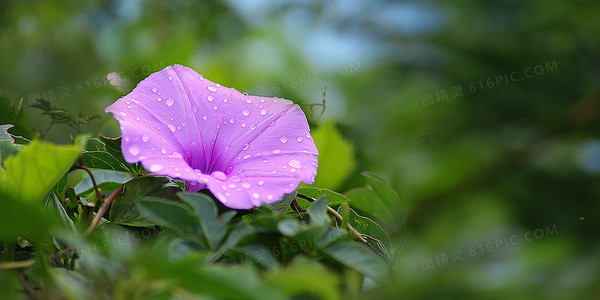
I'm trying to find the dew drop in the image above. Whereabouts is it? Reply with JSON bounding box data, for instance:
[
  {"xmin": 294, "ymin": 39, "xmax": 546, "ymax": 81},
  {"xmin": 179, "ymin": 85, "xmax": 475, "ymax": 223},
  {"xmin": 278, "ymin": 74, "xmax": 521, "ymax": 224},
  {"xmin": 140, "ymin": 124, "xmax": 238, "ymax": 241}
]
[
  {"xmin": 267, "ymin": 195, "xmax": 274, "ymax": 200},
  {"xmin": 166, "ymin": 98, "xmax": 174, "ymax": 106},
  {"xmin": 202, "ymin": 115, "xmax": 208, "ymax": 120},
  {"xmin": 242, "ymin": 110, "xmax": 250, "ymax": 116},
  {"xmin": 228, "ymin": 183, "xmax": 236, "ymax": 188},
  {"xmin": 260, "ymin": 99, "xmax": 266, "ymax": 103},
  {"xmin": 288, "ymin": 159, "xmax": 302, "ymax": 169},
  {"xmin": 306, "ymin": 133, "xmax": 312, "ymax": 139},
  {"xmin": 250, "ymin": 124, "xmax": 257, "ymax": 130},
  {"xmin": 161, "ymin": 147, "xmax": 167, "ymax": 154},
  {"xmin": 172, "ymin": 152, "xmax": 183, "ymax": 158},
  {"xmin": 168, "ymin": 75, "xmax": 173, "ymax": 81},
  {"xmin": 243, "ymin": 154, "xmax": 251, "ymax": 159},
  {"xmin": 242, "ymin": 143, "xmax": 250, "ymax": 150},
  {"xmin": 207, "ymin": 86, "xmax": 217, "ymax": 92},
  {"xmin": 207, "ymin": 96, "xmax": 213, "ymax": 102},
  {"xmin": 119, "ymin": 112, "xmax": 127, "ymax": 117},
  {"xmin": 212, "ymin": 171, "xmax": 227, "ymax": 181},
  {"xmin": 152, "ymin": 87, "xmax": 157, "ymax": 93},
  {"xmin": 129, "ymin": 144, "xmax": 140, "ymax": 156},
  {"xmin": 241, "ymin": 123, "xmax": 247, "ymax": 128},
  {"xmin": 141, "ymin": 134, "xmax": 149, "ymax": 142},
  {"xmin": 297, "ymin": 137, "xmax": 303, "ymax": 142},
  {"xmin": 258, "ymin": 180, "xmax": 265, "ymax": 186},
  {"xmin": 192, "ymin": 105, "xmax": 198, "ymax": 113},
  {"xmin": 260, "ymin": 109, "xmax": 267, "ymax": 116},
  {"xmin": 157, "ymin": 97, "xmax": 162, "ymax": 102},
  {"xmin": 223, "ymin": 98, "xmax": 228, "ymax": 103},
  {"xmin": 150, "ymin": 164, "xmax": 163, "ymax": 172},
  {"xmin": 280, "ymin": 136, "xmax": 288, "ymax": 143},
  {"xmin": 241, "ymin": 182, "xmax": 251, "ymax": 189},
  {"xmin": 252, "ymin": 193, "xmax": 260, "ymax": 199},
  {"xmin": 213, "ymin": 106, "xmax": 218, "ymax": 110},
  {"xmin": 168, "ymin": 124, "xmax": 176, "ymax": 132},
  {"xmin": 229, "ymin": 118, "xmax": 235, "ymax": 124},
  {"xmin": 272, "ymin": 149, "xmax": 282, "ymax": 154}
]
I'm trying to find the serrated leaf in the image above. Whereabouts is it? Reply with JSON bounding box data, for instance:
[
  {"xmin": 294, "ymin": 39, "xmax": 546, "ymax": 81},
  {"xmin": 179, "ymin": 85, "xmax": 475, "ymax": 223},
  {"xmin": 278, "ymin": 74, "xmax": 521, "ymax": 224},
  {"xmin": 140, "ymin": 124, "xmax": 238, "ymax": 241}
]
[
  {"xmin": 136, "ymin": 197, "xmax": 199, "ymax": 240},
  {"xmin": 178, "ymin": 192, "xmax": 236, "ymax": 249},
  {"xmin": 109, "ymin": 176, "xmax": 182, "ymax": 227},
  {"xmin": 309, "ymin": 120, "xmax": 355, "ymax": 190},
  {"xmin": 0, "ymin": 140, "xmax": 82, "ymax": 203}
]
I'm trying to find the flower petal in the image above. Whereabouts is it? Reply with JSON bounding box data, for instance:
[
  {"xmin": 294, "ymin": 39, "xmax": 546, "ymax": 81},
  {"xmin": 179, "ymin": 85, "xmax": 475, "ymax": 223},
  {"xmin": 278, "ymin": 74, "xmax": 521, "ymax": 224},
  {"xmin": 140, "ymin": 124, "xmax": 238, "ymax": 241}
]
[{"xmin": 105, "ymin": 65, "xmax": 318, "ymax": 209}]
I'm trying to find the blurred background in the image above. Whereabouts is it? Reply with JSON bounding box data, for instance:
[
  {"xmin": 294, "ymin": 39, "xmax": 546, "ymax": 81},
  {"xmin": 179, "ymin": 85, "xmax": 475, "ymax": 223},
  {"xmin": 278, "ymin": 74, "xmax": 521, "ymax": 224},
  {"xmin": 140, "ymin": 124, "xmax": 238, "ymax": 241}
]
[{"xmin": 1, "ymin": 0, "xmax": 599, "ymax": 298}]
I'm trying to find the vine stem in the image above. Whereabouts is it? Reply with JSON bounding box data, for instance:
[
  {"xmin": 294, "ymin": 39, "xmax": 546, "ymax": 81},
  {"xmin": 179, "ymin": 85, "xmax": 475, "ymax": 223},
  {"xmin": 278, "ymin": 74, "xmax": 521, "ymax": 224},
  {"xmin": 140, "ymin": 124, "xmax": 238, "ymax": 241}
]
[
  {"xmin": 18, "ymin": 270, "xmax": 40, "ymax": 300},
  {"xmin": 71, "ymin": 165, "xmax": 104, "ymax": 204},
  {"xmin": 85, "ymin": 185, "xmax": 124, "ymax": 235},
  {"xmin": 296, "ymin": 194, "xmax": 367, "ymax": 244}
]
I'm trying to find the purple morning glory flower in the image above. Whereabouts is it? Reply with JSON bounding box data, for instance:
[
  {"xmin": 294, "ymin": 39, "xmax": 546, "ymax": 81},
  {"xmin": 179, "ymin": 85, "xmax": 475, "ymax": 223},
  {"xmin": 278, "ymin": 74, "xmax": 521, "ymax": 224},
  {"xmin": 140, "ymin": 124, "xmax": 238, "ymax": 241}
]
[{"xmin": 105, "ymin": 65, "xmax": 318, "ymax": 209}]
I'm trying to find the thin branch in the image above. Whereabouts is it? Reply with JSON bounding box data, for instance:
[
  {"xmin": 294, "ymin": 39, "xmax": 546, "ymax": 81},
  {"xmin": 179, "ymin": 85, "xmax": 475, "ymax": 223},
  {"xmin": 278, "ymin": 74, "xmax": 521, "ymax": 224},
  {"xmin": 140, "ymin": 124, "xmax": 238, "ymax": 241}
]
[
  {"xmin": 71, "ymin": 165, "xmax": 104, "ymax": 204},
  {"xmin": 0, "ymin": 260, "xmax": 36, "ymax": 270},
  {"xmin": 17, "ymin": 270, "xmax": 40, "ymax": 300},
  {"xmin": 85, "ymin": 185, "xmax": 124, "ymax": 235}
]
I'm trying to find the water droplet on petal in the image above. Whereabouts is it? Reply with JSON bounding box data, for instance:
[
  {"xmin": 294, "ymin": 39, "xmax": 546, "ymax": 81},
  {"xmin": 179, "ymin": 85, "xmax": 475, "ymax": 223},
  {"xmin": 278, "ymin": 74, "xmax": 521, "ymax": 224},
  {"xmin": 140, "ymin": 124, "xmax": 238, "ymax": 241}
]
[
  {"xmin": 228, "ymin": 183, "xmax": 236, "ymax": 188},
  {"xmin": 168, "ymin": 124, "xmax": 176, "ymax": 132},
  {"xmin": 213, "ymin": 171, "xmax": 227, "ymax": 181},
  {"xmin": 207, "ymin": 96, "xmax": 213, "ymax": 101},
  {"xmin": 261, "ymin": 99, "xmax": 266, "ymax": 103},
  {"xmin": 252, "ymin": 193, "xmax": 260, "ymax": 199},
  {"xmin": 260, "ymin": 109, "xmax": 267, "ymax": 115},
  {"xmin": 243, "ymin": 154, "xmax": 251, "ymax": 159},
  {"xmin": 229, "ymin": 118, "xmax": 235, "ymax": 124},
  {"xmin": 119, "ymin": 112, "xmax": 127, "ymax": 117},
  {"xmin": 242, "ymin": 143, "xmax": 250, "ymax": 150},
  {"xmin": 166, "ymin": 98, "xmax": 174, "ymax": 106},
  {"xmin": 242, "ymin": 110, "xmax": 249, "ymax": 116},
  {"xmin": 258, "ymin": 180, "xmax": 265, "ymax": 186},
  {"xmin": 213, "ymin": 106, "xmax": 218, "ymax": 110},
  {"xmin": 272, "ymin": 149, "xmax": 282, "ymax": 154},
  {"xmin": 280, "ymin": 136, "xmax": 288, "ymax": 143},
  {"xmin": 161, "ymin": 147, "xmax": 167, "ymax": 154},
  {"xmin": 267, "ymin": 195, "xmax": 274, "ymax": 200},
  {"xmin": 297, "ymin": 137, "xmax": 303, "ymax": 142},
  {"xmin": 250, "ymin": 124, "xmax": 257, "ymax": 130},
  {"xmin": 168, "ymin": 75, "xmax": 173, "ymax": 81},
  {"xmin": 202, "ymin": 115, "xmax": 208, "ymax": 120},
  {"xmin": 150, "ymin": 164, "xmax": 163, "ymax": 172},
  {"xmin": 141, "ymin": 134, "xmax": 149, "ymax": 142},
  {"xmin": 241, "ymin": 123, "xmax": 247, "ymax": 128},
  {"xmin": 192, "ymin": 105, "xmax": 198, "ymax": 113},
  {"xmin": 246, "ymin": 99, "xmax": 252, "ymax": 103},
  {"xmin": 157, "ymin": 97, "xmax": 162, "ymax": 102},
  {"xmin": 223, "ymin": 98, "xmax": 228, "ymax": 103},
  {"xmin": 241, "ymin": 182, "xmax": 251, "ymax": 189},
  {"xmin": 152, "ymin": 87, "xmax": 157, "ymax": 92},
  {"xmin": 208, "ymin": 86, "xmax": 217, "ymax": 92},
  {"xmin": 288, "ymin": 159, "xmax": 302, "ymax": 169},
  {"xmin": 129, "ymin": 144, "xmax": 140, "ymax": 156}
]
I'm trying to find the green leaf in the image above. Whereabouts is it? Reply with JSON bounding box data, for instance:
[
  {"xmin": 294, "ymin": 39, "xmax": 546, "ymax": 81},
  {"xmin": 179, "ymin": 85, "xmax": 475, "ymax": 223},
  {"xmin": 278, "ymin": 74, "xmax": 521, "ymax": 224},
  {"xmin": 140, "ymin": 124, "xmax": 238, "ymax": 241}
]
[
  {"xmin": 277, "ymin": 219, "xmax": 301, "ymax": 237},
  {"xmin": 178, "ymin": 192, "xmax": 236, "ymax": 249},
  {"xmin": 307, "ymin": 196, "xmax": 329, "ymax": 226},
  {"xmin": 0, "ymin": 190, "xmax": 58, "ymax": 242},
  {"xmin": 266, "ymin": 257, "xmax": 341, "ymax": 300},
  {"xmin": 325, "ymin": 241, "xmax": 388, "ymax": 281},
  {"xmin": 74, "ymin": 170, "xmax": 132, "ymax": 195},
  {"xmin": 0, "ymin": 140, "xmax": 82, "ymax": 203},
  {"xmin": 44, "ymin": 192, "xmax": 76, "ymax": 231},
  {"xmin": 344, "ymin": 187, "xmax": 392, "ymax": 224},
  {"xmin": 297, "ymin": 187, "xmax": 351, "ymax": 206},
  {"xmin": 336, "ymin": 207, "xmax": 391, "ymax": 256},
  {"xmin": 361, "ymin": 172, "xmax": 400, "ymax": 207},
  {"xmin": 309, "ymin": 120, "xmax": 355, "ymax": 190},
  {"xmin": 269, "ymin": 191, "xmax": 297, "ymax": 213},
  {"xmin": 81, "ymin": 151, "xmax": 131, "ymax": 173},
  {"xmin": 0, "ymin": 124, "xmax": 24, "ymax": 165},
  {"xmin": 136, "ymin": 197, "xmax": 199, "ymax": 239},
  {"xmin": 109, "ymin": 176, "xmax": 182, "ymax": 227}
]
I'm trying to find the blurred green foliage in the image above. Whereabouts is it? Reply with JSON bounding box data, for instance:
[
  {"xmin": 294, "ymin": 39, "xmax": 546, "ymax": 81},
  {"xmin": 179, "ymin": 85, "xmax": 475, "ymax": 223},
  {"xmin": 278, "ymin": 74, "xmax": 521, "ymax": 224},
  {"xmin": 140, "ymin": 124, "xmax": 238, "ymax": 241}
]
[{"xmin": 1, "ymin": 0, "xmax": 599, "ymax": 298}]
